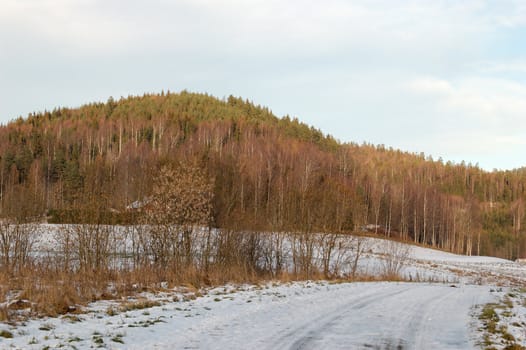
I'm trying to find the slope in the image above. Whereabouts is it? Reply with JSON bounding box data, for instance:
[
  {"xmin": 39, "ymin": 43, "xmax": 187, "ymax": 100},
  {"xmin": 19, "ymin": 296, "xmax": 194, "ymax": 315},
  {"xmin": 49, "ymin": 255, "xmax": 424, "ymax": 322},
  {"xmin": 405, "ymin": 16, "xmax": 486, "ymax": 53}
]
[{"xmin": 0, "ymin": 91, "xmax": 524, "ymax": 258}]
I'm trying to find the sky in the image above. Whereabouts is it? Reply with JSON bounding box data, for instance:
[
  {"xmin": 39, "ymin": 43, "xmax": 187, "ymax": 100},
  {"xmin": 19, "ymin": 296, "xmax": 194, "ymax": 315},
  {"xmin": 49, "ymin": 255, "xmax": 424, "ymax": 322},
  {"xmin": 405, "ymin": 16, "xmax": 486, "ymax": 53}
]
[{"xmin": 1, "ymin": 0, "xmax": 525, "ymax": 171}]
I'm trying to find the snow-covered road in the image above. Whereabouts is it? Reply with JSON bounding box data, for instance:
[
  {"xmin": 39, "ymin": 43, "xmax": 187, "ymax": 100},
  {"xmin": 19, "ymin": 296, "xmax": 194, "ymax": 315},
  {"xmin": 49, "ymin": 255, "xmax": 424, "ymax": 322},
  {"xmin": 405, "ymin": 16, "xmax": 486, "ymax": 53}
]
[
  {"xmin": 268, "ymin": 284, "xmax": 492, "ymax": 350},
  {"xmin": 121, "ymin": 282, "xmax": 493, "ymax": 350},
  {"xmin": 0, "ymin": 281, "xmax": 499, "ymax": 349}
]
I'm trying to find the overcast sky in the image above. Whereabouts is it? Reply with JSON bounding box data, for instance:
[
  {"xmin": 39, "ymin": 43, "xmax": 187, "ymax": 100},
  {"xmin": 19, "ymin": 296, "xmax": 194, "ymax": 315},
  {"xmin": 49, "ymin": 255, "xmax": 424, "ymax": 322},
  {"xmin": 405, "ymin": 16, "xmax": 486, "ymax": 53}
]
[{"xmin": 1, "ymin": 0, "xmax": 525, "ymax": 170}]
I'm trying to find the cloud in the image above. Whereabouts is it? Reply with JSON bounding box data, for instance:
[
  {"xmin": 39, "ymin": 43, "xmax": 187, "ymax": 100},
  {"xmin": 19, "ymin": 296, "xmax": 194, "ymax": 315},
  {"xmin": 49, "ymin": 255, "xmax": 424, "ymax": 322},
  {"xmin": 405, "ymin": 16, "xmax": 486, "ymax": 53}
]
[
  {"xmin": 0, "ymin": 0, "xmax": 140, "ymax": 55},
  {"xmin": 407, "ymin": 78, "xmax": 454, "ymax": 95},
  {"xmin": 496, "ymin": 135, "xmax": 526, "ymax": 146},
  {"xmin": 403, "ymin": 76, "xmax": 526, "ymax": 168},
  {"xmin": 475, "ymin": 60, "xmax": 526, "ymax": 73},
  {"xmin": 1, "ymin": 0, "xmax": 522, "ymax": 58},
  {"xmin": 492, "ymin": 0, "xmax": 526, "ymax": 27},
  {"xmin": 448, "ymin": 80, "xmax": 526, "ymax": 134},
  {"xmin": 408, "ymin": 77, "xmax": 526, "ymax": 127}
]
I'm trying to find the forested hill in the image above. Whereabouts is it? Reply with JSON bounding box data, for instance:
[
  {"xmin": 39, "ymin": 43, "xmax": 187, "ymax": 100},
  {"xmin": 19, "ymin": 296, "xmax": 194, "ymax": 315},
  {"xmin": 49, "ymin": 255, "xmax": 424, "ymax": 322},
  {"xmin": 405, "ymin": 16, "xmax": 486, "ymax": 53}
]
[{"xmin": 1, "ymin": 91, "xmax": 525, "ymax": 259}]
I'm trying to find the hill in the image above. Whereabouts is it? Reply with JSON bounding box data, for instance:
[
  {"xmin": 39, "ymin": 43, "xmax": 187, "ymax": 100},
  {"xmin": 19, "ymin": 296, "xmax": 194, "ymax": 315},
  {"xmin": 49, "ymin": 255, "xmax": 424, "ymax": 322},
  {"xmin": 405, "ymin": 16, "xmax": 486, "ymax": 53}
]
[{"xmin": 0, "ymin": 91, "xmax": 525, "ymax": 258}]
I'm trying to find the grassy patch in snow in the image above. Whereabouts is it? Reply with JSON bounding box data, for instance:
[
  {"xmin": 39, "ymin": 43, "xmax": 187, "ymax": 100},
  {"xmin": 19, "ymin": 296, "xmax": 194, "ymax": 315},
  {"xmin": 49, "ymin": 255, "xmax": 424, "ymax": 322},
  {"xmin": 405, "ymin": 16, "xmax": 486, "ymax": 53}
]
[
  {"xmin": 106, "ymin": 299, "xmax": 162, "ymax": 316},
  {"xmin": 0, "ymin": 329, "xmax": 13, "ymax": 338},
  {"xmin": 38, "ymin": 323, "xmax": 55, "ymax": 331},
  {"xmin": 478, "ymin": 288, "xmax": 526, "ymax": 350},
  {"xmin": 111, "ymin": 333, "xmax": 125, "ymax": 344}
]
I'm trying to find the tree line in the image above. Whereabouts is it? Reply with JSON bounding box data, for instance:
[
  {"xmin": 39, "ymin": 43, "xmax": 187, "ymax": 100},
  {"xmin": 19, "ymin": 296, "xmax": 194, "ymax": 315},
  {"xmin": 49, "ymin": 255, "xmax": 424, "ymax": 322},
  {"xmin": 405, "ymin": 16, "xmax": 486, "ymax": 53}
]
[{"xmin": 0, "ymin": 91, "xmax": 525, "ymax": 259}]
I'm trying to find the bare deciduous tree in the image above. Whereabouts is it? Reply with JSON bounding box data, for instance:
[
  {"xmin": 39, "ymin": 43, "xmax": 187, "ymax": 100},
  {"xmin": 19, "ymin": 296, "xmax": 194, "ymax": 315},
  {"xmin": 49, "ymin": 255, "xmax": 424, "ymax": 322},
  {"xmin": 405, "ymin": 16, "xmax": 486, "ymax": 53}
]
[
  {"xmin": 0, "ymin": 221, "xmax": 36, "ymax": 273},
  {"xmin": 291, "ymin": 232, "xmax": 317, "ymax": 278},
  {"xmin": 380, "ymin": 240, "xmax": 412, "ymax": 278}
]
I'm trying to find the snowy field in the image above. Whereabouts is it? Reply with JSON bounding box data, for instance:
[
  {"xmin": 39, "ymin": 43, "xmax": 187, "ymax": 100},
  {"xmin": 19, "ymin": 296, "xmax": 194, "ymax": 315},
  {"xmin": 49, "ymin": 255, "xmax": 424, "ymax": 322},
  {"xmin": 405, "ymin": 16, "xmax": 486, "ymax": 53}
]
[
  {"xmin": 28, "ymin": 224, "xmax": 526, "ymax": 286},
  {"xmin": 363, "ymin": 237, "xmax": 525, "ymax": 286},
  {"xmin": 1, "ymin": 225, "xmax": 526, "ymax": 349}
]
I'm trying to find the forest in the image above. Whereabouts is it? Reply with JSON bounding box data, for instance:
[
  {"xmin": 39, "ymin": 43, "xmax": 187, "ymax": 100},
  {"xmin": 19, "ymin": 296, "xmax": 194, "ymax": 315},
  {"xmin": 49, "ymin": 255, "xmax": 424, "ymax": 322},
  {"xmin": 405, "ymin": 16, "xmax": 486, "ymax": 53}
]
[{"xmin": 0, "ymin": 91, "xmax": 525, "ymax": 260}]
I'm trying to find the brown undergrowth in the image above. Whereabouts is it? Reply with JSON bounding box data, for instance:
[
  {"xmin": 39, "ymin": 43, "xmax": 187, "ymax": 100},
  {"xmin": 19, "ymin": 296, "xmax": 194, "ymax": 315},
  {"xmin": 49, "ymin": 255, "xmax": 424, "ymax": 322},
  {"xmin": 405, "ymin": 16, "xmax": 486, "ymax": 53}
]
[
  {"xmin": 0, "ymin": 265, "xmax": 419, "ymax": 322},
  {"xmin": 0, "ymin": 267, "xmax": 423, "ymax": 323},
  {"xmin": 0, "ymin": 265, "xmax": 324, "ymax": 321}
]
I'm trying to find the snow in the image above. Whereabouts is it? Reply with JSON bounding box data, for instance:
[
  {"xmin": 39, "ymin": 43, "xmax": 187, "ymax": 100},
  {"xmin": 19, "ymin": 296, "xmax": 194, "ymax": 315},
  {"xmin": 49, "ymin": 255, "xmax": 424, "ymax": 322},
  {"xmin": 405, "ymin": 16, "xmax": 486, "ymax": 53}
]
[
  {"xmin": 2, "ymin": 225, "xmax": 526, "ymax": 349},
  {"xmin": 360, "ymin": 237, "xmax": 525, "ymax": 286},
  {"xmin": 477, "ymin": 287, "xmax": 526, "ymax": 348},
  {"xmin": 0, "ymin": 282, "xmax": 496, "ymax": 349},
  {"xmin": 29, "ymin": 225, "xmax": 525, "ymax": 286}
]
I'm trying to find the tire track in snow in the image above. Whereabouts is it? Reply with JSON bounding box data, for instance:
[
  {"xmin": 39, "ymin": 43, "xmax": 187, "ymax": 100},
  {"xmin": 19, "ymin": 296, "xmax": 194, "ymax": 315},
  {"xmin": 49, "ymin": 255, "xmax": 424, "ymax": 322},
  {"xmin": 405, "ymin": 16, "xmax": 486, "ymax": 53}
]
[
  {"xmin": 117, "ymin": 282, "xmax": 492, "ymax": 349},
  {"xmin": 268, "ymin": 284, "xmax": 413, "ymax": 350},
  {"xmin": 268, "ymin": 284, "xmax": 489, "ymax": 350},
  {"xmin": 376, "ymin": 285, "xmax": 459, "ymax": 349}
]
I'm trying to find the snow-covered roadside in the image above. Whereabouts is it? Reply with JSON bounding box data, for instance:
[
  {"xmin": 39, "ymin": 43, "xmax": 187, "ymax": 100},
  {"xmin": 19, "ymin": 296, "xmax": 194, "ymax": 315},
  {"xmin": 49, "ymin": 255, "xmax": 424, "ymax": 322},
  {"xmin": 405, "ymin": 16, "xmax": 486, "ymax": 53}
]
[
  {"xmin": 0, "ymin": 281, "xmax": 497, "ymax": 350},
  {"xmin": 475, "ymin": 287, "xmax": 526, "ymax": 349},
  {"xmin": 2, "ymin": 225, "xmax": 526, "ymax": 349}
]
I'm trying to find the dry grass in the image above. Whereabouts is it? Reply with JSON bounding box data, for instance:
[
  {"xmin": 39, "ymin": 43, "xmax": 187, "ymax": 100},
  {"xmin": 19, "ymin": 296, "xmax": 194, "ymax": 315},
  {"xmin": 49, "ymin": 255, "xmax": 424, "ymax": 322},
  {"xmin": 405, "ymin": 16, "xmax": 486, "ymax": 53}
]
[
  {"xmin": 0, "ymin": 263, "xmax": 420, "ymax": 322},
  {"xmin": 0, "ymin": 264, "xmax": 272, "ymax": 319},
  {"xmin": 0, "ymin": 307, "xmax": 8, "ymax": 322},
  {"xmin": 120, "ymin": 299, "xmax": 161, "ymax": 312},
  {"xmin": 0, "ymin": 230, "xmax": 418, "ymax": 321},
  {"xmin": 0, "ymin": 263, "xmax": 357, "ymax": 320}
]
